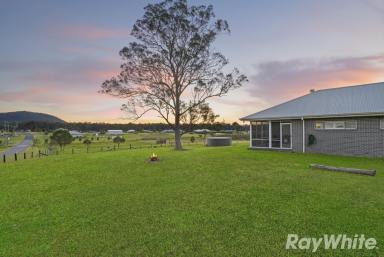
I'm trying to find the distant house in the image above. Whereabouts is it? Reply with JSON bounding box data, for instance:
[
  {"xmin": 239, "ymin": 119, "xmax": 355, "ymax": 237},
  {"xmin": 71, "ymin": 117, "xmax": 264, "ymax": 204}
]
[
  {"xmin": 69, "ymin": 130, "xmax": 84, "ymax": 138},
  {"xmin": 126, "ymin": 129, "xmax": 136, "ymax": 133},
  {"xmin": 193, "ymin": 129, "xmax": 211, "ymax": 134},
  {"xmin": 107, "ymin": 130, "xmax": 123, "ymax": 135},
  {"xmin": 241, "ymin": 82, "xmax": 384, "ymax": 157},
  {"xmin": 161, "ymin": 129, "xmax": 184, "ymax": 133},
  {"xmin": 161, "ymin": 129, "xmax": 174, "ymax": 133}
]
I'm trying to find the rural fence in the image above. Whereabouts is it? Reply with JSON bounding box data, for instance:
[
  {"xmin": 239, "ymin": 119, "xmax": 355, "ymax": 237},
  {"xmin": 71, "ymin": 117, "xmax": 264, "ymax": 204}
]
[{"xmin": 0, "ymin": 140, "xmax": 209, "ymax": 164}]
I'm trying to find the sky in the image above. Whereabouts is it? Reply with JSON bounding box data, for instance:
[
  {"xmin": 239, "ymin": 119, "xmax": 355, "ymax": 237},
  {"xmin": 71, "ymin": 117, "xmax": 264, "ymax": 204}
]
[{"xmin": 0, "ymin": 0, "xmax": 383, "ymax": 123}]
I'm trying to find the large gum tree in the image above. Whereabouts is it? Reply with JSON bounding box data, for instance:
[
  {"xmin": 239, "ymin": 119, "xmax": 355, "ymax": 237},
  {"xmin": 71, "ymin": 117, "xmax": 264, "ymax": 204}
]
[{"xmin": 100, "ymin": 0, "xmax": 247, "ymax": 150}]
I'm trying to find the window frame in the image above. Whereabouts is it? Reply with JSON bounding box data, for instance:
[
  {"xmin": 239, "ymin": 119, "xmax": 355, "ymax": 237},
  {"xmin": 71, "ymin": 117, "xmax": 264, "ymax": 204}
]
[
  {"xmin": 314, "ymin": 120, "xmax": 357, "ymax": 130},
  {"xmin": 314, "ymin": 121, "xmax": 324, "ymax": 130},
  {"xmin": 380, "ymin": 119, "xmax": 384, "ymax": 130},
  {"xmin": 251, "ymin": 121, "xmax": 270, "ymax": 148}
]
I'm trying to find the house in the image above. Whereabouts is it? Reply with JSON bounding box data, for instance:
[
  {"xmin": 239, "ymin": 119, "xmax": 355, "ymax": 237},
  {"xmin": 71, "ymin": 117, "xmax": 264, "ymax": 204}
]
[
  {"xmin": 161, "ymin": 129, "xmax": 174, "ymax": 133},
  {"xmin": 107, "ymin": 130, "xmax": 123, "ymax": 135},
  {"xmin": 240, "ymin": 82, "xmax": 384, "ymax": 157},
  {"xmin": 193, "ymin": 129, "xmax": 211, "ymax": 134},
  {"xmin": 69, "ymin": 130, "xmax": 84, "ymax": 138}
]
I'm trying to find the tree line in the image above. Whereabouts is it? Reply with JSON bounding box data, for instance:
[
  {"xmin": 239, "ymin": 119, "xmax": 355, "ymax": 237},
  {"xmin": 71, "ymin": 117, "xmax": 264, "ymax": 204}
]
[{"xmin": 15, "ymin": 121, "xmax": 247, "ymax": 133}]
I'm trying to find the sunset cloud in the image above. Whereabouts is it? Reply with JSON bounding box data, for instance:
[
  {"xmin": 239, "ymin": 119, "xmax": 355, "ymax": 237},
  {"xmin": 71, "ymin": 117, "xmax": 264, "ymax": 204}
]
[
  {"xmin": 54, "ymin": 25, "xmax": 129, "ymax": 40},
  {"xmin": 1, "ymin": 0, "xmax": 384, "ymax": 123},
  {"xmin": 248, "ymin": 54, "xmax": 384, "ymax": 104},
  {"xmin": 0, "ymin": 57, "xmax": 120, "ymax": 87}
]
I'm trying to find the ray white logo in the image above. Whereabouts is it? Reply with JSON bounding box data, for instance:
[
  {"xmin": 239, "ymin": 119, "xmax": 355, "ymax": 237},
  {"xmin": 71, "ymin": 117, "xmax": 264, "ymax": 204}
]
[{"xmin": 286, "ymin": 234, "xmax": 377, "ymax": 252}]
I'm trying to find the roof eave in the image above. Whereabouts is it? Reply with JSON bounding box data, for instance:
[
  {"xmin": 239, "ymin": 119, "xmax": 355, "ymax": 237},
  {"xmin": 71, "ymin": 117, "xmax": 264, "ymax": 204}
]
[{"xmin": 240, "ymin": 112, "xmax": 384, "ymax": 121}]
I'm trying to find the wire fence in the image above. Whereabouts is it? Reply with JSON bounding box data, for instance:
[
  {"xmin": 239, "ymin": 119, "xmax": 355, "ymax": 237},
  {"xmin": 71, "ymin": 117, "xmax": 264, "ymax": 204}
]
[{"xmin": 1, "ymin": 140, "xmax": 215, "ymax": 164}]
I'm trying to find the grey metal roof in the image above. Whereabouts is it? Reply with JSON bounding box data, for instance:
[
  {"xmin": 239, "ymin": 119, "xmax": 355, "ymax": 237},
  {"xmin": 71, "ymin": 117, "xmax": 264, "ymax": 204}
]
[{"xmin": 241, "ymin": 82, "xmax": 384, "ymax": 120}]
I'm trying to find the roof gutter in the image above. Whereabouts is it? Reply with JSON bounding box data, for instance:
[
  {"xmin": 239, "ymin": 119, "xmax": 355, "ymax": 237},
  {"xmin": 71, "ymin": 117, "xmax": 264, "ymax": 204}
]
[{"xmin": 240, "ymin": 112, "xmax": 384, "ymax": 121}]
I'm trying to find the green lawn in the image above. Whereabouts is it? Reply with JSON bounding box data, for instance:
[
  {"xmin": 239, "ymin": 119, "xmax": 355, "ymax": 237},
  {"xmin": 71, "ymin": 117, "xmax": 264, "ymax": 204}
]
[
  {"xmin": 0, "ymin": 144, "xmax": 383, "ymax": 256},
  {"xmin": 26, "ymin": 132, "xmax": 211, "ymax": 155}
]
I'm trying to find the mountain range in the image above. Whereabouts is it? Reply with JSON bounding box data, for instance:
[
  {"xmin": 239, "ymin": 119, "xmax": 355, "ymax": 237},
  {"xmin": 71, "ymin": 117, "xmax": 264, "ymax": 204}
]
[{"xmin": 0, "ymin": 111, "xmax": 65, "ymax": 123}]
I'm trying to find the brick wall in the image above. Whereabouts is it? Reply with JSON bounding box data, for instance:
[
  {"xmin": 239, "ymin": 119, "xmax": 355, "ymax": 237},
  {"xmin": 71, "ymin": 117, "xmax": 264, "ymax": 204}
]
[{"xmin": 304, "ymin": 117, "xmax": 384, "ymax": 157}]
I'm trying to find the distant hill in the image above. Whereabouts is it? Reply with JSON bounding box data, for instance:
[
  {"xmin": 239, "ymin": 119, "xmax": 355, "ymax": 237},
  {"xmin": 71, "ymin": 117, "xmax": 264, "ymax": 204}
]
[{"xmin": 0, "ymin": 111, "xmax": 66, "ymax": 123}]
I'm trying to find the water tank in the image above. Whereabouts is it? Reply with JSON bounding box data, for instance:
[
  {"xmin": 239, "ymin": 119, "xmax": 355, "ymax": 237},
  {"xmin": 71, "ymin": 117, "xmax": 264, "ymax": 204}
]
[{"xmin": 206, "ymin": 137, "xmax": 232, "ymax": 147}]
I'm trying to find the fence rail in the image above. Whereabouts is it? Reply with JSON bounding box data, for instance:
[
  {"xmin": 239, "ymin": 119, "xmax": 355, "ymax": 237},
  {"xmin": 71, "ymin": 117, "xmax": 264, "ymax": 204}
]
[{"xmin": 1, "ymin": 140, "xmax": 227, "ymax": 164}]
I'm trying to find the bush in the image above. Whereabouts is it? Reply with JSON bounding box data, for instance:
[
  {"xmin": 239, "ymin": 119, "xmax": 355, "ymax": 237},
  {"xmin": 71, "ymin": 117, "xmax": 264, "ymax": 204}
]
[
  {"xmin": 113, "ymin": 136, "xmax": 125, "ymax": 146},
  {"xmin": 190, "ymin": 136, "xmax": 195, "ymax": 143},
  {"xmin": 83, "ymin": 139, "xmax": 92, "ymax": 145}
]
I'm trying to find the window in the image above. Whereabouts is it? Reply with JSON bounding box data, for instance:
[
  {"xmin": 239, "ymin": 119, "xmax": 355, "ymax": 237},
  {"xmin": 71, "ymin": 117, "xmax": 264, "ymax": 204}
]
[
  {"xmin": 314, "ymin": 122, "xmax": 324, "ymax": 129},
  {"xmin": 324, "ymin": 121, "xmax": 339, "ymax": 129},
  {"xmin": 380, "ymin": 119, "xmax": 384, "ymax": 130},
  {"xmin": 315, "ymin": 120, "xmax": 357, "ymax": 130},
  {"xmin": 345, "ymin": 120, "xmax": 357, "ymax": 130},
  {"xmin": 251, "ymin": 121, "xmax": 292, "ymax": 149},
  {"xmin": 251, "ymin": 121, "xmax": 269, "ymax": 147}
]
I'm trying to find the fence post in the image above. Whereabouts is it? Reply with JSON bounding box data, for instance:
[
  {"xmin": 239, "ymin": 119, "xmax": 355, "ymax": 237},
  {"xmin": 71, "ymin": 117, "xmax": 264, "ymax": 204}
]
[
  {"xmin": 87, "ymin": 147, "xmax": 89, "ymax": 153},
  {"xmin": 24, "ymin": 153, "xmax": 26, "ymax": 159},
  {"xmin": 114, "ymin": 145, "xmax": 116, "ymax": 151},
  {"xmin": 101, "ymin": 147, "xmax": 103, "ymax": 152},
  {"xmin": 72, "ymin": 148, "xmax": 74, "ymax": 154},
  {"xmin": 31, "ymin": 152, "xmax": 34, "ymax": 158},
  {"xmin": 129, "ymin": 144, "xmax": 132, "ymax": 149},
  {"xmin": 38, "ymin": 150, "xmax": 41, "ymax": 157},
  {"xmin": 3, "ymin": 155, "xmax": 5, "ymax": 163},
  {"xmin": 14, "ymin": 153, "xmax": 17, "ymax": 161}
]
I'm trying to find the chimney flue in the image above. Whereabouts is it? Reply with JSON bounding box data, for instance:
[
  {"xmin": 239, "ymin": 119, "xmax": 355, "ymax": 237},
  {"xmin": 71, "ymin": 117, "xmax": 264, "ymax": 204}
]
[{"xmin": 310, "ymin": 89, "xmax": 315, "ymax": 93}]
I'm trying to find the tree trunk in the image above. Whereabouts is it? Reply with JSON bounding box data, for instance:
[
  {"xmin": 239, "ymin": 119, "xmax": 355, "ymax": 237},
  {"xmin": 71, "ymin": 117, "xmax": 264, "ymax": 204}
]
[
  {"xmin": 174, "ymin": 113, "xmax": 183, "ymax": 150},
  {"xmin": 174, "ymin": 94, "xmax": 183, "ymax": 150},
  {"xmin": 174, "ymin": 129, "xmax": 182, "ymax": 150}
]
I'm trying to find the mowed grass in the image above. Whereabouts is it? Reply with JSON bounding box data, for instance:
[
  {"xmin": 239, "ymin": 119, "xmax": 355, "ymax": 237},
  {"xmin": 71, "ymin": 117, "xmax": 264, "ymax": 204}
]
[
  {"xmin": 0, "ymin": 144, "xmax": 383, "ymax": 257},
  {"xmin": 26, "ymin": 132, "xmax": 208, "ymax": 154}
]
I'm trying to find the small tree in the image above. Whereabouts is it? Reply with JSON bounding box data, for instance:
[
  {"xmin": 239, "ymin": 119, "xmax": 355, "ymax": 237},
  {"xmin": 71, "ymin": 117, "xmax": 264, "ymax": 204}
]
[
  {"xmin": 113, "ymin": 136, "xmax": 126, "ymax": 148},
  {"xmin": 50, "ymin": 129, "xmax": 73, "ymax": 150},
  {"xmin": 181, "ymin": 102, "xmax": 218, "ymax": 132},
  {"xmin": 83, "ymin": 139, "xmax": 92, "ymax": 152}
]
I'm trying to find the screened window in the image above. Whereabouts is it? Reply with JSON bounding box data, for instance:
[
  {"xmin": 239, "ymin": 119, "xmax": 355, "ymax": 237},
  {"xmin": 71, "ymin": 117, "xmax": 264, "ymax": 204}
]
[
  {"xmin": 380, "ymin": 119, "xmax": 384, "ymax": 130},
  {"xmin": 315, "ymin": 120, "xmax": 357, "ymax": 130},
  {"xmin": 251, "ymin": 121, "xmax": 269, "ymax": 147}
]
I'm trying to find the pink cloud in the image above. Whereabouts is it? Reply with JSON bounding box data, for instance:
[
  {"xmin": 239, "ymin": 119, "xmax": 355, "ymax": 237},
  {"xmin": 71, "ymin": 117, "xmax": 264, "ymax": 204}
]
[
  {"xmin": 53, "ymin": 25, "xmax": 129, "ymax": 40},
  {"xmin": 249, "ymin": 54, "xmax": 384, "ymax": 104}
]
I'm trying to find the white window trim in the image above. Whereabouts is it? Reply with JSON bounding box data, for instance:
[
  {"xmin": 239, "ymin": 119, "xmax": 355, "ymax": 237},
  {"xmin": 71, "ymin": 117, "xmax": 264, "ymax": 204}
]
[
  {"xmin": 280, "ymin": 122, "xmax": 292, "ymax": 149},
  {"xmin": 314, "ymin": 120, "xmax": 357, "ymax": 130},
  {"xmin": 251, "ymin": 121, "xmax": 292, "ymax": 150}
]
